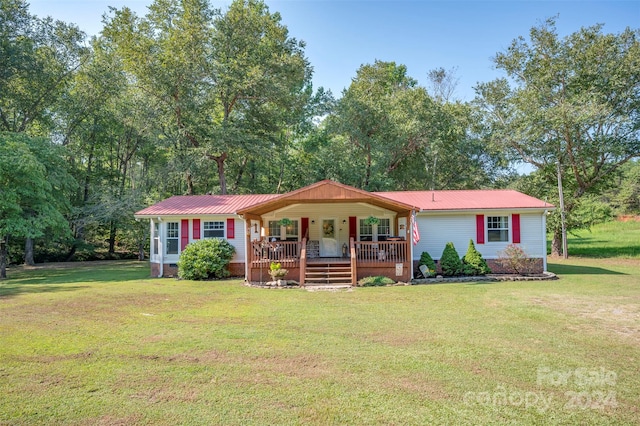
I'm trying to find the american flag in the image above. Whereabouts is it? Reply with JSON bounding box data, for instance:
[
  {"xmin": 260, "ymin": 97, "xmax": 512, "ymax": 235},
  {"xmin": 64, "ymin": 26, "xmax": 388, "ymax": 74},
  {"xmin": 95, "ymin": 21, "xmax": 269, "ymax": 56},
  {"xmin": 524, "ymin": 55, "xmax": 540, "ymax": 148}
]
[{"xmin": 412, "ymin": 212, "xmax": 420, "ymax": 245}]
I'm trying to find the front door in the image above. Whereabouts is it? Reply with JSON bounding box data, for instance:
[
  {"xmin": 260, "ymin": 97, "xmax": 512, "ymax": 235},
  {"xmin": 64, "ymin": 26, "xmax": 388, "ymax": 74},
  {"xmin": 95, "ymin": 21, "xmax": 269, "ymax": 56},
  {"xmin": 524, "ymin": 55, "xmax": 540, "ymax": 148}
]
[{"xmin": 320, "ymin": 218, "xmax": 338, "ymax": 257}]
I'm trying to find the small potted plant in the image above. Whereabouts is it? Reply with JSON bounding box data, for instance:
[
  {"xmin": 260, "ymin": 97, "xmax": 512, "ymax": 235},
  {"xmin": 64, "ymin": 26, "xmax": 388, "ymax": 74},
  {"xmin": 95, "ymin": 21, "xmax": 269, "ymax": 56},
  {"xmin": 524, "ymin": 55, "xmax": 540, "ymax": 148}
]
[{"xmin": 268, "ymin": 262, "xmax": 288, "ymax": 283}]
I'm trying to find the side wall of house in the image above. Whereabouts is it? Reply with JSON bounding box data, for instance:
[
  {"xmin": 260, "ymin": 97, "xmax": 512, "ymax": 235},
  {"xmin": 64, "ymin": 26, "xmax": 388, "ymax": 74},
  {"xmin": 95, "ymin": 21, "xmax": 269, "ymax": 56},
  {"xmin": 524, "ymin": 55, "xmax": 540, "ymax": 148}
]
[
  {"xmin": 149, "ymin": 216, "xmax": 246, "ymax": 278},
  {"xmin": 413, "ymin": 211, "xmax": 546, "ymax": 271}
]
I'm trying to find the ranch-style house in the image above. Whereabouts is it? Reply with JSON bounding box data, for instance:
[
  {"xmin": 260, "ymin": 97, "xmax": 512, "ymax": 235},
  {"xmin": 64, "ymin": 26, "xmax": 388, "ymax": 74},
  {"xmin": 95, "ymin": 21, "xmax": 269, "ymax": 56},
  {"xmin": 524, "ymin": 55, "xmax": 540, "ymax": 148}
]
[{"xmin": 134, "ymin": 180, "xmax": 553, "ymax": 285}]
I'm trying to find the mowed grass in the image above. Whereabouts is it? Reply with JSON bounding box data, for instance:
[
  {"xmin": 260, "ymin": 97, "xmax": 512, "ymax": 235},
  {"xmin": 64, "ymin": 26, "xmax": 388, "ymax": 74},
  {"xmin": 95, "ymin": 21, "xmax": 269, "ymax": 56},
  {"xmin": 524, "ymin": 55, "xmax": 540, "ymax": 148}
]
[
  {"xmin": 1, "ymin": 226, "xmax": 639, "ymax": 425},
  {"xmin": 559, "ymin": 220, "xmax": 640, "ymax": 258}
]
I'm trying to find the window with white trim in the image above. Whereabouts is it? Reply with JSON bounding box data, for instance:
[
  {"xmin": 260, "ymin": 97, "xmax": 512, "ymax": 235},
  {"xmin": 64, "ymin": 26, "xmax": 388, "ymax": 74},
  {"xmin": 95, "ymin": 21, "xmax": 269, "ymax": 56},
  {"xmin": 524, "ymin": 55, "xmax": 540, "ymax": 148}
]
[
  {"xmin": 487, "ymin": 216, "xmax": 509, "ymax": 242},
  {"xmin": 377, "ymin": 218, "xmax": 391, "ymax": 241},
  {"xmin": 268, "ymin": 221, "xmax": 281, "ymax": 241},
  {"xmin": 153, "ymin": 222, "xmax": 159, "ymax": 255},
  {"xmin": 203, "ymin": 221, "xmax": 224, "ymax": 238},
  {"xmin": 285, "ymin": 220, "xmax": 299, "ymax": 241},
  {"xmin": 166, "ymin": 222, "xmax": 179, "ymax": 254},
  {"xmin": 359, "ymin": 219, "xmax": 373, "ymax": 241}
]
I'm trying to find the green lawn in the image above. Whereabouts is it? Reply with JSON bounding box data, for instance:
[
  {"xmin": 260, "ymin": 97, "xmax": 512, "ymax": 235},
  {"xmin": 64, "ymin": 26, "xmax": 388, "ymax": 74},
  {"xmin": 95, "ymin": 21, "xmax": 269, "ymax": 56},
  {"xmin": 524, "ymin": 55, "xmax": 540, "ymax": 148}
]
[{"xmin": 1, "ymin": 226, "xmax": 639, "ymax": 425}]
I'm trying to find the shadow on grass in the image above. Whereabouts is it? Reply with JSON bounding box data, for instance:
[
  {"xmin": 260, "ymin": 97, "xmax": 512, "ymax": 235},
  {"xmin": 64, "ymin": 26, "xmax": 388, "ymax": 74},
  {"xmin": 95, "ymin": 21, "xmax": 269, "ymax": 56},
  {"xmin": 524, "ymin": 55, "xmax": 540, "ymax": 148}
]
[
  {"xmin": 0, "ymin": 284, "xmax": 90, "ymax": 298},
  {"xmin": 0, "ymin": 261, "xmax": 150, "ymax": 298},
  {"xmin": 547, "ymin": 263, "xmax": 626, "ymax": 275}
]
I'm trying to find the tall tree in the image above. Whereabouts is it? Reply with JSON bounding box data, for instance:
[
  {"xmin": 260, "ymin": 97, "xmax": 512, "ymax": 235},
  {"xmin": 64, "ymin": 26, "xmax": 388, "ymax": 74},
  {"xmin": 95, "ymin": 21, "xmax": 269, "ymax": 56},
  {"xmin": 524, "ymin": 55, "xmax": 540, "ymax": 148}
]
[
  {"xmin": 0, "ymin": 0, "xmax": 87, "ymax": 133},
  {"xmin": 0, "ymin": 133, "xmax": 73, "ymax": 278},
  {"xmin": 102, "ymin": 0, "xmax": 312, "ymax": 195},
  {"xmin": 476, "ymin": 19, "xmax": 640, "ymax": 256}
]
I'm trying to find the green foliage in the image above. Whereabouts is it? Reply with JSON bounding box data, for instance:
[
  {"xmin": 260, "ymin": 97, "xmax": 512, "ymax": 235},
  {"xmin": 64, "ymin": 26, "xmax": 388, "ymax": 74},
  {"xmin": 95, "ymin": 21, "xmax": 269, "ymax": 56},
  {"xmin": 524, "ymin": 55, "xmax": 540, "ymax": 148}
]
[
  {"xmin": 268, "ymin": 261, "xmax": 288, "ymax": 280},
  {"xmin": 439, "ymin": 242, "xmax": 463, "ymax": 276},
  {"xmin": 496, "ymin": 244, "xmax": 536, "ymax": 275},
  {"xmin": 418, "ymin": 251, "xmax": 437, "ymax": 275},
  {"xmin": 358, "ymin": 275, "xmax": 395, "ymax": 287},
  {"xmin": 477, "ymin": 19, "xmax": 640, "ymax": 256},
  {"xmin": 462, "ymin": 239, "xmax": 491, "ymax": 275},
  {"xmin": 177, "ymin": 239, "xmax": 235, "ymax": 280}
]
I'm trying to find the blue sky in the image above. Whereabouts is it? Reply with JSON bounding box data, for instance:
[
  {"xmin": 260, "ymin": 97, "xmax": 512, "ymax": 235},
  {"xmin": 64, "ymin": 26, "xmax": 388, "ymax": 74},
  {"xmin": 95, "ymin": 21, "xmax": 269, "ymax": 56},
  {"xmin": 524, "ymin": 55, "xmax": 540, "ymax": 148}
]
[{"xmin": 28, "ymin": 0, "xmax": 639, "ymax": 101}]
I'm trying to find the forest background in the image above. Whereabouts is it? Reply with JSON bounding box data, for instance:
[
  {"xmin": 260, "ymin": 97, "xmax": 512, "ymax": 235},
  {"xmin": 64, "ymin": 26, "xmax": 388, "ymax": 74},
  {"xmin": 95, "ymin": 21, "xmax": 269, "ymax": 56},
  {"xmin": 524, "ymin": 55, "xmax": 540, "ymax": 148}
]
[{"xmin": 1, "ymin": 0, "xmax": 638, "ymax": 272}]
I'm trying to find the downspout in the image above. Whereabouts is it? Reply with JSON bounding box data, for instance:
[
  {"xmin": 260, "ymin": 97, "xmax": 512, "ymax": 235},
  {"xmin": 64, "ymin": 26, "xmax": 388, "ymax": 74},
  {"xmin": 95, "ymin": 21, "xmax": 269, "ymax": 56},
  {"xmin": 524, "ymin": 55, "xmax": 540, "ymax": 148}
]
[
  {"xmin": 542, "ymin": 210, "xmax": 548, "ymax": 272},
  {"xmin": 239, "ymin": 214, "xmax": 249, "ymax": 282},
  {"xmin": 157, "ymin": 217, "xmax": 164, "ymax": 278},
  {"xmin": 410, "ymin": 210, "xmax": 415, "ymax": 281}
]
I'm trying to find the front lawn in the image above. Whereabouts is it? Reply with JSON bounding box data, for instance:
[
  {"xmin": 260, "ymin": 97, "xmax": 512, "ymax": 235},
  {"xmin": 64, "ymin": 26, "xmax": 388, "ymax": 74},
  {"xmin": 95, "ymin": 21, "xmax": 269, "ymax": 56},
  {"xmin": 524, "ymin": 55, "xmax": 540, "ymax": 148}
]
[{"xmin": 1, "ymin": 258, "xmax": 638, "ymax": 424}]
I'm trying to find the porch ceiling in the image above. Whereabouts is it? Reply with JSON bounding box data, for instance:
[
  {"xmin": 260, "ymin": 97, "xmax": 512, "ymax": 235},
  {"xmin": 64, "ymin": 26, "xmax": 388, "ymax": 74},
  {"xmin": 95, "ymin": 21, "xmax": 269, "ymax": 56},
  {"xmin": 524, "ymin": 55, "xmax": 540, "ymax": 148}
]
[{"xmin": 237, "ymin": 180, "xmax": 418, "ymax": 216}]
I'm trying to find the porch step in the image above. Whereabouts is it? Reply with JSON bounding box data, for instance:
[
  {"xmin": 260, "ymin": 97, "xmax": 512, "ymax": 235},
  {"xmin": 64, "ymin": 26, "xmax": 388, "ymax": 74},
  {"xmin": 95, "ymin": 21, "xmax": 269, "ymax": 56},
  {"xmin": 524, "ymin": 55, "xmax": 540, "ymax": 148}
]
[{"xmin": 304, "ymin": 262, "xmax": 353, "ymax": 286}]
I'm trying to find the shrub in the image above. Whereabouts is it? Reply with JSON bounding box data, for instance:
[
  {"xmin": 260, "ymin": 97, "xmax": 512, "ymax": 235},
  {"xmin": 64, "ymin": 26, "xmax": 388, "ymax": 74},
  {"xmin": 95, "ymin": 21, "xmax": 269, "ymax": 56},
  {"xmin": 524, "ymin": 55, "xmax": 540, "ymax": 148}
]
[
  {"xmin": 496, "ymin": 244, "xmax": 536, "ymax": 275},
  {"xmin": 462, "ymin": 239, "xmax": 491, "ymax": 275},
  {"xmin": 418, "ymin": 251, "xmax": 437, "ymax": 277},
  {"xmin": 440, "ymin": 242, "xmax": 463, "ymax": 276},
  {"xmin": 178, "ymin": 239, "xmax": 235, "ymax": 280},
  {"xmin": 359, "ymin": 276, "xmax": 395, "ymax": 287}
]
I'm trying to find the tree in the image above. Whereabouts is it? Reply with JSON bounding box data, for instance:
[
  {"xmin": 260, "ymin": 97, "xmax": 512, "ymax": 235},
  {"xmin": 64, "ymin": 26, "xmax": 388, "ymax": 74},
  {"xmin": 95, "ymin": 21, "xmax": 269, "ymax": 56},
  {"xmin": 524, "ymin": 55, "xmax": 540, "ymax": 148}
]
[
  {"xmin": 327, "ymin": 61, "xmax": 506, "ymax": 191},
  {"xmin": 0, "ymin": 0, "xmax": 87, "ymax": 133},
  {"xmin": 0, "ymin": 133, "xmax": 73, "ymax": 278},
  {"xmin": 102, "ymin": 0, "xmax": 312, "ymax": 195},
  {"xmin": 476, "ymin": 19, "xmax": 640, "ymax": 256}
]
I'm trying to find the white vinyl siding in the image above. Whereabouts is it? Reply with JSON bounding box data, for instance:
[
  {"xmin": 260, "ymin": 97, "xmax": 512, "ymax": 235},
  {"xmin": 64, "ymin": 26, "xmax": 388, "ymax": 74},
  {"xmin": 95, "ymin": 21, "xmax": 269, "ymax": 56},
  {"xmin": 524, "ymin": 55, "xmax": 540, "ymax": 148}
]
[{"xmin": 413, "ymin": 212, "xmax": 546, "ymax": 261}]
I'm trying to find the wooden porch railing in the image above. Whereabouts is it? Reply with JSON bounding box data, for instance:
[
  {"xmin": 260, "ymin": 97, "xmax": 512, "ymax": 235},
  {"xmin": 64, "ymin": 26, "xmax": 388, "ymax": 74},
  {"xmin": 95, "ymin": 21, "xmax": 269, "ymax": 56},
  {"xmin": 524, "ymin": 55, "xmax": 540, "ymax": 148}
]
[
  {"xmin": 250, "ymin": 239, "xmax": 301, "ymax": 269},
  {"xmin": 299, "ymin": 237, "xmax": 307, "ymax": 286},
  {"xmin": 350, "ymin": 237, "xmax": 357, "ymax": 286},
  {"xmin": 354, "ymin": 240, "xmax": 408, "ymax": 264}
]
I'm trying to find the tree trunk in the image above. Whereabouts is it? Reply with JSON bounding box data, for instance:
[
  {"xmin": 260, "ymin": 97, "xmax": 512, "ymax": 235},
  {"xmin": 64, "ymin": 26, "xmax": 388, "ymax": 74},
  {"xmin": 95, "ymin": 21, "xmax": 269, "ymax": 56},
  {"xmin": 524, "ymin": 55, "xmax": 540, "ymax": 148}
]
[
  {"xmin": 108, "ymin": 220, "xmax": 117, "ymax": 255},
  {"xmin": 24, "ymin": 237, "xmax": 35, "ymax": 266},
  {"xmin": 213, "ymin": 152, "xmax": 228, "ymax": 195},
  {"xmin": 551, "ymin": 230, "xmax": 562, "ymax": 257},
  {"xmin": 185, "ymin": 170, "xmax": 194, "ymax": 195},
  {"xmin": 1, "ymin": 235, "xmax": 8, "ymax": 279},
  {"xmin": 138, "ymin": 241, "xmax": 145, "ymax": 261}
]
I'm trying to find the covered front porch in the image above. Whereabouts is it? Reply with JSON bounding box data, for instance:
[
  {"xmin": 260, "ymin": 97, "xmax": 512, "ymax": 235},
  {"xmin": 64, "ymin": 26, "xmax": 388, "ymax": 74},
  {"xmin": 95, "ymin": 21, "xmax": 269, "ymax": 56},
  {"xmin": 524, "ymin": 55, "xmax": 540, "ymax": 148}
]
[
  {"xmin": 238, "ymin": 181, "xmax": 418, "ymax": 285},
  {"xmin": 248, "ymin": 238, "xmax": 411, "ymax": 285}
]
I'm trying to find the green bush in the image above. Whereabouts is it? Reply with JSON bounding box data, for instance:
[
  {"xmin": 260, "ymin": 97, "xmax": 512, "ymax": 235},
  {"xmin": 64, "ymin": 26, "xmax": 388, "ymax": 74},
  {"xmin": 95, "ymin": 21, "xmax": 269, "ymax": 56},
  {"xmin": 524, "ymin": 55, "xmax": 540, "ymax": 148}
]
[
  {"xmin": 462, "ymin": 239, "xmax": 491, "ymax": 275},
  {"xmin": 440, "ymin": 242, "xmax": 463, "ymax": 276},
  {"xmin": 418, "ymin": 251, "xmax": 437, "ymax": 276},
  {"xmin": 178, "ymin": 239, "xmax": 235, "ymax": 280},
  {"xmin": 358, "ymin": 276, "xmax": 395, "ymax": 287}
]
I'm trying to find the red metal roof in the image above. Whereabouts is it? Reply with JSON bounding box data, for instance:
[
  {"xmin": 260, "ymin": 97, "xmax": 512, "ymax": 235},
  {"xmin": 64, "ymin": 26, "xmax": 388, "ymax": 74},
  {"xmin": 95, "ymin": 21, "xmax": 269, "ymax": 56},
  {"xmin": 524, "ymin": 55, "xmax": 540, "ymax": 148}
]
[
  {"xmin": 135, "ymin": 185, "xmax": 553, "ymax": 217},
  {"xmin": 376, "ymin": 189, "xmax": 553, "ymax": 211},
  {"xmin": 135, "ymin": 194, "xmax": 279, "ymax": 217}
]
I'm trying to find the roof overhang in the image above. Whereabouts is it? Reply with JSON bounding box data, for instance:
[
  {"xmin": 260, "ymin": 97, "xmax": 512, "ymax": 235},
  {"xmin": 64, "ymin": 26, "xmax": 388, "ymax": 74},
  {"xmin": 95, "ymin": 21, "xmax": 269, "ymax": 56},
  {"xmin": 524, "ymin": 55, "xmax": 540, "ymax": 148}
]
[{"xmin": 236, "ymin": 180, "xmax": 418, "ymax": 216}]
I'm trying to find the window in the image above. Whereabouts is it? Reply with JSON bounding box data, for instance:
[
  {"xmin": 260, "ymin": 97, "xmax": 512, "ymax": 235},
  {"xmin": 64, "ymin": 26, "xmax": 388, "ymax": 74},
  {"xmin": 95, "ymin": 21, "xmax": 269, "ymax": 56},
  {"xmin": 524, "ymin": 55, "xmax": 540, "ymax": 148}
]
[
  {"xmin": 268, "ymin": 221, "xmax": 281, "ymax": 241},
  {"xmin": 377, "ymin": 218, "xmax": 391, "ymax": 241},
  {"xmin": 359, "ymin": 219, "xmax": 373, "ymax": 241},
  {"xmin": 203, "ymin": 221, "xmax": 224, "ymax": 238},
  {"xmin": 285, "ymin": 220, "xmax": 298, "ymax": 241},
  {"xmin": 487, "ymin": 216, "xmax": 509, "ymax": 242},
  {"xmin": 153, "ymin": 222, "xmax": 159, "ymax": 255},
  {"xmin": 166, "ymin": 222, "xmax": 179, "ymax": 254}
]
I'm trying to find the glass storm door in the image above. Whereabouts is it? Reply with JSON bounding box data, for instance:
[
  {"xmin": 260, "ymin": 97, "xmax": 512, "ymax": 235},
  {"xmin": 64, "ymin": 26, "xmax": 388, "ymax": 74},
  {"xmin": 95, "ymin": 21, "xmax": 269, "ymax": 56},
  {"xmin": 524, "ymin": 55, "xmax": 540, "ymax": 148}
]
[{"xmin": 320, "ymin": 218, "xmax": 338, "ymax": 257}]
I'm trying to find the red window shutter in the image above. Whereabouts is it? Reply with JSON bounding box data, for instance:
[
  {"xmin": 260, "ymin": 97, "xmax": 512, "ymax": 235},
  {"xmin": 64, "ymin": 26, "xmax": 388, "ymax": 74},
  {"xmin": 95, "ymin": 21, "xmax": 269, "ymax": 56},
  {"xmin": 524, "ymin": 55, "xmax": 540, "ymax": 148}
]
[
  {"xmin": 192, "ymin": 219, "xmax": 201, "ymax": 240},
  {"xmin": 512, "ymin": 214, "xmax": 521, "ymax": 244},
  {"xmin": 476, "ymin": 215, "xmax": 485, "ymax": 244},
  {"xmin": 227, "ymin": 218, "xmax": 235, "ymax": 239},
  {"xmin": 181, "ymin": 219, "xmax": 189, "ymax": 251},
  {"xmin": 349, "ymin": 216, "xmax": 357, "ymax": 240},
  {"xmin": 301, "ymin": 217, "xmax": 309, "ymax": 239}
]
